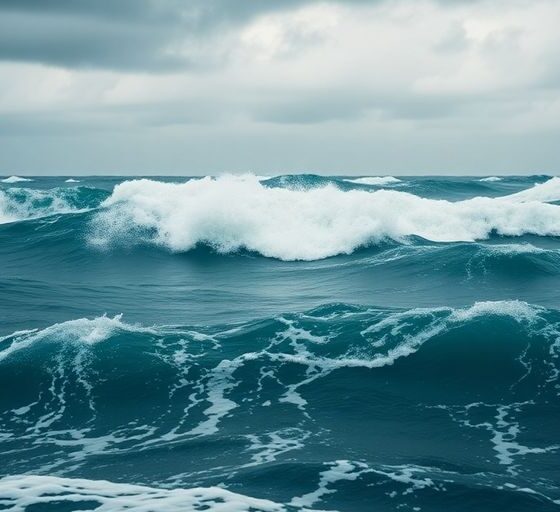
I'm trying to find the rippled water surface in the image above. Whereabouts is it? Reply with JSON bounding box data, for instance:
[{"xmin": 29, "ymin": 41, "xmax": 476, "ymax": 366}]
[{"xmin": 1, "ymin": 174, "xmax": 559, "ymax": 511}]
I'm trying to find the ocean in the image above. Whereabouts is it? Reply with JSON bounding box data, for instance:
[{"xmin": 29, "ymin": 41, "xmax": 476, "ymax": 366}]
[{"xmin": 0, "ymin": 173, "xmax": 559, "ymax": 511}]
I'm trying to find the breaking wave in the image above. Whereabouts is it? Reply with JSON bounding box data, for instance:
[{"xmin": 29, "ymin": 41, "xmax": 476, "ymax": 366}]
[{"xmin": 88, "ymin": 176, "xmax": 560, "ymax": 260}]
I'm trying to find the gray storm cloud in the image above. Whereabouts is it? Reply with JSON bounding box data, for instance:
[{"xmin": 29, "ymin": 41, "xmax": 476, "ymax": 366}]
[
  {"xmin": 0, "ymin": 0, "xmax": 489, "ymax": 71},
  {"xmin": 0, "ymin": 0, "xmax": 380, "ymax": 70},
  {"xmin": 0, "ymin": 0, "xmax": 558, "ymax": 174}
]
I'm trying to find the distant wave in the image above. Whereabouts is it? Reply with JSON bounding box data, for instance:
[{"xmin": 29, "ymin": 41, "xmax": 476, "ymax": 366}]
[
  {"xmin": 479, "ymin": 176, "xmax": 502, "ymax": 182},
  {"xmin": 89, "ymin": 176, "xmax": 560, "ymax": 260},
  {"xmin": 1, "ymin": 175, "xmax": 33, "ymax": 184},
  {"xmin": 65, "ymin": 178, "xmax": 80, "ymax": 183},
  {"xmin": 344, "ymin": 176, "xmax": 402, "ymax": 186}
]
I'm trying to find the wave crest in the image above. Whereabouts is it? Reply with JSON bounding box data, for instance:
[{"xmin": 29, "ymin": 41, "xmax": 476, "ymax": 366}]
[
  {"xmin": 479, "ymin": 176, "xmax": 502, "ymax": 182},
  {"xmin": 0, "ymin": 186, "xmax": 106, "ymax": 224},
  {"xmin": 0, "ymin": 315, "xmax": 154, "ymax": 363},
  {"xmin": 89, "ymin": 176, "xmax": 560, "ymax": 260},
  {"xmin": 343, "ymin": 176, "xmax": 402, "ymax": 186}
]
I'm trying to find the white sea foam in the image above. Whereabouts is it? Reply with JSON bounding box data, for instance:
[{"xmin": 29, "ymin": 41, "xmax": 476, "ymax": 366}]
[
  {"xmin": 244, "ymin": 428, "xmax": 309, "ymax": 467},
  {"xmin": 481, "ymin": 243, "xmax": 549, "ymax": 256},
  {"xmin": 479, "ymin": 176, "xmax": 502, "ymax": 182},
  {"xmin": 434, "ymin": 401, "xmax": 559, "ymax": 474},
  {"xmin": 344, "ymin": 176, "xmax": 402, "ymax": 186},
  {"xmin": 90, "ymin": 175, "xmax": 560, "ymax": 260},
  {"xmin": 0, "ymin": 475, "xmax": 285, "ymax": 512},
  {"xmin": 371, "ymin": 464, "xmax": 439, "ymax": 495},
  {"xmin": 1, "ymin": 175, "xmax": 33, "ymax": 183},
  {"xmin": 65, "ymin": 178, "xmax": 80, "ymax": 183},
  {"xmin": 290, "ymin": 460, "xmax": 370, "ymax": 508},
  {"xmin": 448, "ymin": 300, "xmax": 540, "ymax": 324},
  {"xmin": 187, "ymin": 358, "xmax": 240, "ymax": 437}
]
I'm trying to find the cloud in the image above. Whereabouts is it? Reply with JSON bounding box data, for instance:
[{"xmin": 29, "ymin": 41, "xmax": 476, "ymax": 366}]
[
  {"xmin": 0, "ymin": 1, "xmax": 200, "ymax": 71},
  {"xmin": 0, "ymin": 0, "xmax": 560, "ymax": 174},
  {"xmin": 0, "ymin": 0, "xmax": 475, "ymax": 71},
  {"xmin": 0, "ymin": 0, "xmax": 373, "ymax": 71}
]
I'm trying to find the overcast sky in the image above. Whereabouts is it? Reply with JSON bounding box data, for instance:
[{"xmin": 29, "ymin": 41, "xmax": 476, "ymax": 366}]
[{"xmin": 0, "ymin": 0, "xmax": 559, "ymax": 175}]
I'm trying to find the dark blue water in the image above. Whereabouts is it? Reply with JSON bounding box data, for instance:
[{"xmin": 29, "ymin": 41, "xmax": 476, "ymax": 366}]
[{"xmin": 0, "ymin": 174, "xmax": 559, "ymax": 511}]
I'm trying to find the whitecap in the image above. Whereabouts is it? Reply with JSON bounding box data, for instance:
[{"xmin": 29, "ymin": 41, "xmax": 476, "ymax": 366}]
[
  {"xmin": 1, "ymin": 175, "xmax": 33, "ymax": 183},
  {"xmin": 448, "ymin": 300, "xmax": 540, "ymax": 324},
  {"xmin": 344, "ymin": 176, "xmax": 402, "ymax": 186}
]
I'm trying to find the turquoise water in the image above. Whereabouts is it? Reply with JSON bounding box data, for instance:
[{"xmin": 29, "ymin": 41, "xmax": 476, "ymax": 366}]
[{"xmin": 0, "ymin": 174, "xmax": 559, "ymax": 511}]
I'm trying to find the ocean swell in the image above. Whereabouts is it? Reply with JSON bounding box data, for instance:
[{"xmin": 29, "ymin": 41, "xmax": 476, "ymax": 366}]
[
  {"xmin": 89, "ymin": 176, "xmax": 560, "ymax": 260},
  {"xmin": 1, "ymin": 301, "xmax": 558, "ymax": 505}
]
